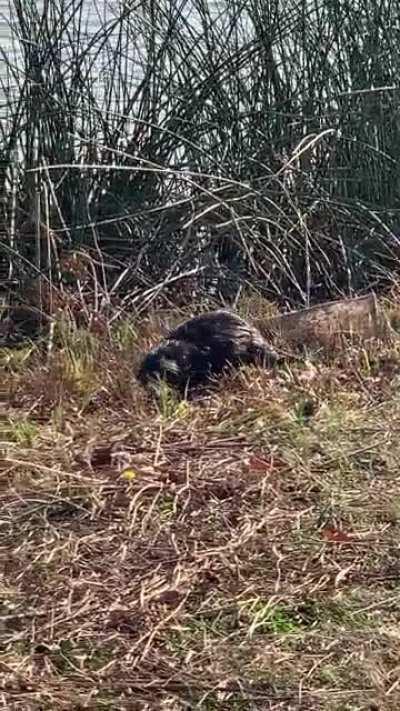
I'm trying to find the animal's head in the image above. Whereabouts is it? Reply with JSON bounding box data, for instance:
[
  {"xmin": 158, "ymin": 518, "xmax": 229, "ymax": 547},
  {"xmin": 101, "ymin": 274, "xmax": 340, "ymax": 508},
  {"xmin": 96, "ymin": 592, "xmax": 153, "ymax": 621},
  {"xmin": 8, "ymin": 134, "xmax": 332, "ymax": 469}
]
[{"xmin": 137, "ymin": 339, "xmax": 206, "ymax": 393}]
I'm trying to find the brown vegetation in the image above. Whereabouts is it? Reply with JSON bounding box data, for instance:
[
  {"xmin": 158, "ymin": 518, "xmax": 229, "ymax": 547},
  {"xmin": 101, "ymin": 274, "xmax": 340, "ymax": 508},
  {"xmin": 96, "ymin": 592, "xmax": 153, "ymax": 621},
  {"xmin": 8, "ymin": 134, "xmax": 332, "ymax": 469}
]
[{"xmin": 3, "ymin": 295, "xmax": 400, "ymax": 709}]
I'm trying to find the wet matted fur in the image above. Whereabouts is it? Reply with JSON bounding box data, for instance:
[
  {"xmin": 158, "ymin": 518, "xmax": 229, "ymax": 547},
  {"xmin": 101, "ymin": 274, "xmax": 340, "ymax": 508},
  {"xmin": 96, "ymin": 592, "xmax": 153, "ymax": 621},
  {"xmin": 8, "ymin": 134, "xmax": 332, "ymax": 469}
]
[{"xmin": 137, "ymin": 310, "xmax": 282, "ymax": 394}]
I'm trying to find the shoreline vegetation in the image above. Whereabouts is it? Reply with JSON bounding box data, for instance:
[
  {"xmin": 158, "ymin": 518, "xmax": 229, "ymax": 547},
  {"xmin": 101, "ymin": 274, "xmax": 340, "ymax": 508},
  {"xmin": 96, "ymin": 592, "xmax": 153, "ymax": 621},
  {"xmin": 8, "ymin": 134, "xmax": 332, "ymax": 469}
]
[
  {"xmin": 1, "ymin": 0, "xmax": 400, "ymax": 310},
  {"xmin": 3, "ymin": 1, "xmax": 400, "ymax": 708}
]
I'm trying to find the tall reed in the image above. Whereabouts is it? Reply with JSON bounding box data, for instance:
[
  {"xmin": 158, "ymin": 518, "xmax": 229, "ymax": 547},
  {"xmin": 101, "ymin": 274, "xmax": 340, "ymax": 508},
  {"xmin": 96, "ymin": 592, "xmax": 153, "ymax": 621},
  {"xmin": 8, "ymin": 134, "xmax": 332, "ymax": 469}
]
[{"xmin": 1, "ymin": 0, "xmax": 400, "ymax": 308}]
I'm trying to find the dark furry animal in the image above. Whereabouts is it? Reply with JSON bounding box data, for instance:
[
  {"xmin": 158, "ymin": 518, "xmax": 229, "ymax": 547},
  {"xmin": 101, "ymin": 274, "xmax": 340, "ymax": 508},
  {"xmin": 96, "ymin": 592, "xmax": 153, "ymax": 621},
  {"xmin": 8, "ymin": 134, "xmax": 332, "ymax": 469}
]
[{"xmin": 137, "ymin": 310, "xmax": 282, "ymax": 394}]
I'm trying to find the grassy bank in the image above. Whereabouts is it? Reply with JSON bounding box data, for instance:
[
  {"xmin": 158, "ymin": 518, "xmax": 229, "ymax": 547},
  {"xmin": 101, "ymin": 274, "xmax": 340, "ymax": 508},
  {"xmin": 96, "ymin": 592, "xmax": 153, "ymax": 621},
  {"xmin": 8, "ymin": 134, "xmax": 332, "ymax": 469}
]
[{"xmin": 3, "ymin": 304, "xmax": 400, "ymax": 709}]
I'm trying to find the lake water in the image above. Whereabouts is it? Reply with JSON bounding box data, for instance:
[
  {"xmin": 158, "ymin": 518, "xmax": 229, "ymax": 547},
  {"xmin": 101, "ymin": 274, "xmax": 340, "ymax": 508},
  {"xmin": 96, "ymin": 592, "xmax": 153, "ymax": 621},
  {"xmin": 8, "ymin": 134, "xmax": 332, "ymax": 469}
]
[
  {"xmin": 0, "ymin": 0, "xmax": 227, "ymax": 144},
  {"xmin": 0, "ymin": 0, "xmax": 16, "ymax": 122},
  {"xmin": 0, "ymin": 0, "xmax": 119, "ymax": 126}
]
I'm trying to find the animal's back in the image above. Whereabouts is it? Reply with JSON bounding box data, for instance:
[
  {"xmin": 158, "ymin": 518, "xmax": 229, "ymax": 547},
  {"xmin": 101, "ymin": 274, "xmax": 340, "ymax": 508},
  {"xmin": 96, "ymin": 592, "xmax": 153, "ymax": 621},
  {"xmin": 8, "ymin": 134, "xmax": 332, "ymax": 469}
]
[
  {"xmin": 169, "ymin": 310, "xmax": 256, "ymax": 347},
  {"xmin": 168, "ymin": 309, "xmax": 279, "ymax": 368}
]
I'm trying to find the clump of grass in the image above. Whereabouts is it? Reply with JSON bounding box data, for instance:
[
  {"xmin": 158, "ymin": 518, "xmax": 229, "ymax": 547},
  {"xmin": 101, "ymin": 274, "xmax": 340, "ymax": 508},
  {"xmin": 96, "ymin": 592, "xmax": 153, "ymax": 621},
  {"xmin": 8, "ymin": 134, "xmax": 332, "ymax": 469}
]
[
  {"xmin": 156, "ymin": 381, "xmax": 192, "ymax": 421},
  {"xmin": 61, "ymin": 350, "xmax": 100, "ymax": 399},
  {"xmin": 0, "ymin": 344, "xmax": 38, "ymax": 372},
  {"xmin": 3, "ymin": 416, "xmax": 39, "ymax": 446},
  {"xmin": 239, "ymin": 598, "xmax": 302, "ymax": 636},
  {"xmin": 111, "ymin": 319, "xmax": 139, "ymax": 351},
  {"xmin": 55, "ymin": 321, "xmax": 100, "ymax": 361}
]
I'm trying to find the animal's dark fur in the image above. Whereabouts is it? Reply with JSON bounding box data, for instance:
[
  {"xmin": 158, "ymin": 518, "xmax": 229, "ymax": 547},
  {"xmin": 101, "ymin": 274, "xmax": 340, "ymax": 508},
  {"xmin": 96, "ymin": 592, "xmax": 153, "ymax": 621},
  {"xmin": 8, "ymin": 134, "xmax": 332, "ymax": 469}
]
[{"xmin": 137, "ymin": 310, "xmax": 282, "ymax": 394}]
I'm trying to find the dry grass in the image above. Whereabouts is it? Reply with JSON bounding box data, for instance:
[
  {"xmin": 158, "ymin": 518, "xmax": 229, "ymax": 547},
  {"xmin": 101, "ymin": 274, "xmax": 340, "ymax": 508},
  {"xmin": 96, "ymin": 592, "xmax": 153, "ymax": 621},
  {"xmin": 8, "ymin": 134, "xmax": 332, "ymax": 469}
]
[{"xmin": 3, "ymin": 310, "xmax": 400, "ymax": 711}]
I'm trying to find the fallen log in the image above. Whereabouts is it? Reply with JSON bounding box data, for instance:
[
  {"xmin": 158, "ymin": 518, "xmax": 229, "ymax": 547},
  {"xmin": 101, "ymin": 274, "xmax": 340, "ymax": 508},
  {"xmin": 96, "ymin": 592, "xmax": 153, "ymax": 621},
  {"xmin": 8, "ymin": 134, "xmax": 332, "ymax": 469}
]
[{"xmin": 256, "ymin": 293, "xmax": 393, "ymax": 351}]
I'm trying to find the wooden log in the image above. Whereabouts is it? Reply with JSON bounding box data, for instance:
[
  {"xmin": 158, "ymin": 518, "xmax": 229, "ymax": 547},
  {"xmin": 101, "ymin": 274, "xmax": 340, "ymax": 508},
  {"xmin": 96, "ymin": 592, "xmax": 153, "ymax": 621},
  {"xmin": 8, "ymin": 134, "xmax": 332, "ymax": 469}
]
[{"xmin": 255, "ymin": 293, "xmax": 392, "ymax": 351}]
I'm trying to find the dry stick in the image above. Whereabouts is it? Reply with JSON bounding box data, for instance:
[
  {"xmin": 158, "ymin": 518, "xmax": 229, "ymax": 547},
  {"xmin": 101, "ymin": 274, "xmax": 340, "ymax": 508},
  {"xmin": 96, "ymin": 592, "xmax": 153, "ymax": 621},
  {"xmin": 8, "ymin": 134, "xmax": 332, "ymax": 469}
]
[
  {"xmin": 3, "ymin": 457, "xmax": 105, "ymax": 484},
  {"xmin": 9, "ymin": 150, "xmax": 18, "ymax": 284},
  {"xmin": 117, "ymin": 435, "xmax": 249, "ymax": 456},
  {"xmin": 109, "ymin": 266, "xmax": 206, "ymax": 324},
  {"xmin": 42, "ymin": 181, "xmax": 57, "ymax": 362},
  {"xmin": 34, "ymin": 174, "xmax": 42, "ymax": 314},
  {"xmin": 41, "ymin": 161, "xmax": 71, "ymax": 260},
  {"xmin": 130, "ymin": 592, "xmax": 190, "ymax": 667}
]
